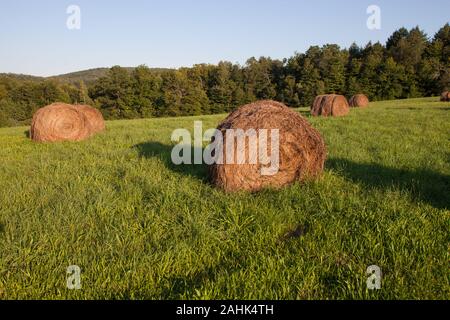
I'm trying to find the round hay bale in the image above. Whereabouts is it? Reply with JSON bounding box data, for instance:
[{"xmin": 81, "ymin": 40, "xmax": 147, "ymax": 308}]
[
  {"xmin": 75, "ymin": 105, "xmax": 105, "ymax": 134},
  {"xmin": 311, "ymin": 94, "xmax": 350, "ymax": 117},
  {"xmin": 30, "ymin": 103, "xmax": 92, "ymax": 142},
  {"xmin": 316, "ymin": 95, "xmax": 335, "ymax": 116},
  {"xmin": 311, "ymin": 95, "xmax": 326, "ymax": 116},
  {"xmin": 349, "ymin": 94, "xmax": 369, "ymax": 108},
  {"xmin": 209, "ymin": 100, "xmax": 327, "ymax": 192},
  {"xmin": 440, "ymin": 91, "xmax": 450, "ymax": 102}
]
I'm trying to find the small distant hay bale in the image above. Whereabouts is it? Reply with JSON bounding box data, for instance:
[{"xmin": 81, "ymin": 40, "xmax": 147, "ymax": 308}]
[
  {"xmin": 440, "ymin": 91, "xmax": 450, "ymax": 102},
  {"xmin": 30, "ymin": 103, "xmax": 92, "ymax": 142},
  {"xmin": 209, "ymin": 100, "xmax": 327, "ymax": 192},
  {"xmin": 349, "ymin": 94, "xmax": 369, "ymax": 108},
  {"xmin": 74, "ymin": 105, "xmax": 105, "ymax": 134},
  {"xmin": 311, "ymin": 94, "xmax": 350, "ymax": 117},
  {"xmin": 311, "ymin": 95, "xmax": 326, "ymax": 113}
]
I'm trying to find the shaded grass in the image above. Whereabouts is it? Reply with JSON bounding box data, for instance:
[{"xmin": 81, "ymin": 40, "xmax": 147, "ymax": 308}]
[
  {"xmin": 0, "ymin": 97, "xmax": 449, "ymax": 299},
  {"xmin": 327, "ymin": 158, "xmax": 449, "ymax": 209}
]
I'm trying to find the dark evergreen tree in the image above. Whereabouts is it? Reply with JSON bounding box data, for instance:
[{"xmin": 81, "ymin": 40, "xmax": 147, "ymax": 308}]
[{"xmin": 1, "ymin": 22, "xmax": 449, "ymax": 127}]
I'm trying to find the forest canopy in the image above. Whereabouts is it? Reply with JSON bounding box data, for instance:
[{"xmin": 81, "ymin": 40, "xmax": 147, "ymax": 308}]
[{"xmin": 0, "ymin": 24, "xmax": 449, "ymax": 127}]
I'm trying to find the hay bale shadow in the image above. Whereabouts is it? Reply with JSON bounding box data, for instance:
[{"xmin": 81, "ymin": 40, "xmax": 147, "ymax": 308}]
[
  {"xmin": 327, "ymin": 158, "xmax": 450, "ymax": 209},
  {"xmin": 24, "ymin": 130, "xmax": 30, "ymax": 138},
  {"xmin": 133, "ymin": 142, "xmax": 208, "ymax": 182},
  {"xmin": 386, "ymin": 107, "xmax": 426, "ymax": 111}
]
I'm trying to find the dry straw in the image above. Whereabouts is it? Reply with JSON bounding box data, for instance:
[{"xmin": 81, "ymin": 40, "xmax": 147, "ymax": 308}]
[
  {"xmin": 30, "ymin": 103, "xmax": 104, "ymax": 142},
  {"xmin": 74, "ymin": 104, "xmax": 106, "ymax": 134},
  {"xmin": 311, "ymin": 94, "xmax": 350, "ymax": 117},
  {"xmin": 209, "ymin": 100, "xmax": 326, "ymax": 192},
  {"xmin": 440, "ymin": 91, "xmax": 450, "ymax": 102},
  {"xmin": 349, "ymin": 94, "xmax": 369, "ymax": 108}
]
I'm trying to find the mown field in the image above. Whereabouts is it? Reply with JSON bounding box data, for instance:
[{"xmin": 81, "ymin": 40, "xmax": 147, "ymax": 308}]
[{"xmin": 0, "ymin": 97, "xmax": 449, "ymax": 299}]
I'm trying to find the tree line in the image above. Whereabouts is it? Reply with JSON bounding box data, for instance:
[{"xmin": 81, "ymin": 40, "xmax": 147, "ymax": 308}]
[{"xmin": 0, "ymin": 24, "xmax": 448, "ymax": 127}]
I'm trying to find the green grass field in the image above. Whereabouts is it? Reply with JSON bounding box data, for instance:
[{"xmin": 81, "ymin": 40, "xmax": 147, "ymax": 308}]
[{"xmin": 0, "ymin": 97, "xmax": 449, "ymax": 299}]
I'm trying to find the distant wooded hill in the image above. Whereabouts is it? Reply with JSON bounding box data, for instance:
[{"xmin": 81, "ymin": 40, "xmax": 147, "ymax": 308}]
[
  {"xmin": 0, "ymin": 67, "xmax": 173, "ymax": 85},
  {"xmin": 0, "ymin": 23, "xmax": 449, "ymax": 127}
]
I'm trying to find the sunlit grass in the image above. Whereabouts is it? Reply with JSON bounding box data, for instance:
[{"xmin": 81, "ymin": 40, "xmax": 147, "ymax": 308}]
[{"xmin": 0, "ymin": 97, "xmax": 449, "ymax": 299}]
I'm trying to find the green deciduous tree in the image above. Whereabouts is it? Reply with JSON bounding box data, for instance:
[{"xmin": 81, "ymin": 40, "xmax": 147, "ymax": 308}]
[{"xmin": 1, "ymin": 23, "xmax": 449, "ymax": 127}]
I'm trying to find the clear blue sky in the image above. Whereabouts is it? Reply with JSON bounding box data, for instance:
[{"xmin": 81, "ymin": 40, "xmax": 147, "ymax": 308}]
[{"xmin": 0, "ymin": 0, "xmax": 448, "ymax": 76}]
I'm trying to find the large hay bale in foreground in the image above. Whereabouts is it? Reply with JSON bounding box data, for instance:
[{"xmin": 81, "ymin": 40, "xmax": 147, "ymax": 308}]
[
  {"xmin": 311, "ymin": 94, "xmax": 350, "ymax": 117},
  {"xmin": 349, "ymin": 94, "xmax": 369, "ymax": 108},
  {"xmin": 209, "ymin": 100, "xmax": 326, "ymax": 192},
  {"xmin": 75, "ymin": 105, "xmax": 105, "ymax": 134},
  {"xmin": 440, "ymin": 91, "xmax": 450, "ymax": 102},
  {"xmin": 30, "ymin": 103, "xmax": 92, "ymax": 142}
]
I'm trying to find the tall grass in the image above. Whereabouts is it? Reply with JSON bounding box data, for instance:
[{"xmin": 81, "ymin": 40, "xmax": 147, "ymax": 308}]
[{"xmin": 0, "ymin": 97, "xmax": 449, "ymax": 299}]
